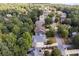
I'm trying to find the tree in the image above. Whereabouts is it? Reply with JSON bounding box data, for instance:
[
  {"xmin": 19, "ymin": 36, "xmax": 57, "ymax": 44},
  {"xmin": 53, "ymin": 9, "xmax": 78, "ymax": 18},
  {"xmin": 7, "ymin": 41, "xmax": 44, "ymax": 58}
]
[
  {"xmin": 11, "ymin": 17, "xmax": 23, "ymax": 27},
  {"xmin": 22, "ymin": 32, "xmax": 32, "ymax": 49},
  {"xmin": 0, "ymin": 42, "xmax": 13, "ymax": 56},
  {"xmin": 0, "ymin": 32, "xmax": 32, "ymax": 56},
  {"xmin": 0, "ymin": 23, "xmax": 4, "ymax": 30},
  {"xmin": 62, "ymin": 18, "xmax": 71, "ymax": 25},
  {"xmin": 45, "ymin": 16, "xmax": 52, "ymax": 25},
  {"xmin": 0, "ymin": 33, "xmax": 17, "ymax": 56},
  {"xmin": 61, "ymin": 29, "xmax": 69, "ymax": 38},
  {"xmin": 1, "ymin": 26, "xmax": 9, "ymax": 34},
  {"xmin": 3, "ymin": 33, "xmax": 17, "ymax": 52},
  {"xmin": 46, "ymin": 26, "xmax": 55, "ymax": 37},
  {"xmin": 0, "ymin": 4, "xmax": 35, "ymax": 56},
  {"xmin": 4, "ymin": 21, "xmax": 14, "ymax": 32},
  {"xmin": 72, "ymin": 34, "xmax": 79, "ymax": 48},
  {"xmin": 23, "ymin": 22, "xmax": 33, "ymax": 32},
  {"xmin": 28, "ymin": 8, "xmax": 43, "ymax": 23},
  {"xmin": 12, "ymin": 25, "xmax": 20, "ymax": 34},
  {"xmin": 55, "ymin": 13, "xmax": 60, "ymax": 23},
  {"xmin": 48, "ymin": 12, "xmax": 55, "ymax": 17},
  {"xmin": 71, "ymin": 15, "xmax": 79, "ymax": 27},
  {"xmin": 15, "ymin": 32, "xmax": 32, "ymax": 55},
  {"xmin": 58, "ymin": 24, "xmax": 69, "ymax": 38}
]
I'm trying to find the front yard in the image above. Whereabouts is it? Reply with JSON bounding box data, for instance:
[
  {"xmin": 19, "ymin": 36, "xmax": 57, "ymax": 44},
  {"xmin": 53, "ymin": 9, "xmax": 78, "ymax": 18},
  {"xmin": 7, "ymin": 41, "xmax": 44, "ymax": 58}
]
[{"xmin": 45, "ymin": 37, "xmax": 56, "ymax": 45}]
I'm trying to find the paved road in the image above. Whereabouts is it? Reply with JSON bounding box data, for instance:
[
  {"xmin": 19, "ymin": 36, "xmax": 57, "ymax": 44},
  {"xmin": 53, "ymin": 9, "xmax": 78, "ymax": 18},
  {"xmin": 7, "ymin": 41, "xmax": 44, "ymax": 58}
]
[{"xmin": 55, "ymin": 33, "xmax": 66, "ymax": 56}]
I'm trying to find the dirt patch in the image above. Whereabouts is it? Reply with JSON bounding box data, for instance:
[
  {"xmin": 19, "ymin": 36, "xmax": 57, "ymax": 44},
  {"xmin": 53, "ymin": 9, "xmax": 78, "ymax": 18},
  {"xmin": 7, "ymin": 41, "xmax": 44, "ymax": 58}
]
[{"xmin": 62, "ymin": 38, "xmax": 72, "ymax": 45}]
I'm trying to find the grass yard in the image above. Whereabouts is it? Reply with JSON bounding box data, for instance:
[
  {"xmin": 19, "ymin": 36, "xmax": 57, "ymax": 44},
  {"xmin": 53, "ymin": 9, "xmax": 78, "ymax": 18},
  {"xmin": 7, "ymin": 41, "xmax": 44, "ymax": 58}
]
[{"xmin": 46, "ymin": 37, "xmax": 56, "ymax": 45}]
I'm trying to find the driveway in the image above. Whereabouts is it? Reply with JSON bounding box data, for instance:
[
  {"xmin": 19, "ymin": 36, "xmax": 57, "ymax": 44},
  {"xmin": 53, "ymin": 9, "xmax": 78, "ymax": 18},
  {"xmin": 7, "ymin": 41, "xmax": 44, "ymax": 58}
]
[{"xmin": 55, "ymin": 33, "xmax": 66, "ymax": 56}]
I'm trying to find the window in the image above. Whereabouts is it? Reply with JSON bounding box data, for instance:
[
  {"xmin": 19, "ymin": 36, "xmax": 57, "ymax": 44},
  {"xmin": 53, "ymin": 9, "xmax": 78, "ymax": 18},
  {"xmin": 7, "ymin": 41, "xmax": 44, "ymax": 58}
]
[{"xmin": 39, "ymin": 50, "xmax": 41, "ymax": 52}]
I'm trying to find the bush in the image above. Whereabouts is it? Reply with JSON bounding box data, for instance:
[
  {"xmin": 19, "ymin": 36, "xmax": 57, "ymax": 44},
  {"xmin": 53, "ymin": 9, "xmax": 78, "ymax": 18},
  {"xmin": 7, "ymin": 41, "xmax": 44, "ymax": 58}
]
[
  {"xmin": 44, "ymin": 50, "xmax": 50, "ymax": 56},
  {"xmin": 61, "ymin": 29, "xmax": 69, "ymax": 38},
  {"xmin": 72, "ymin": 34, "xmax": 79, "ymax": 48},
  {"xmin": 46, "ymin": 27, "xmax": 55, "ymax": 37},
  {"xmin": 51, "ymin": 48, "xmax": 61, "ymax": 56},
  {"xmin": 46, "ymin": 30, "xmax": 55, "ymax": 37}
]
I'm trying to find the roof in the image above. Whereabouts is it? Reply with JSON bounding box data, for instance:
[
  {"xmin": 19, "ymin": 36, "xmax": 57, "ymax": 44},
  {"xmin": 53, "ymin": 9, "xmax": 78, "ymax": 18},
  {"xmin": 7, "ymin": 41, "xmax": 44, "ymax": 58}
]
[
  {"xmin": 6, "ymin": 14, "xmax": 12, "ymax": 17},
  {"xmin": 35, "ymin": 26, "xmax": 45, "ymax": 33},
  {"xmin": 32, "ymin": 34, "xmax": 46, "ymax": 42},
  {"xmin": 72, "ymin": 32, "xmax": 77, "ymax": 36},
  {"xmin": 61, "ymin": 13, "xmax": 67, "ymax": 18}
]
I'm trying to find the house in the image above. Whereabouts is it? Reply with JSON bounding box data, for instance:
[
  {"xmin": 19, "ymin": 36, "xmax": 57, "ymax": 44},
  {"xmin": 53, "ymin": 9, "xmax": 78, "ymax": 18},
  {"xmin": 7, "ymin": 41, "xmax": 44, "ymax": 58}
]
[
  {"xmin": 60, "ymin": 12, "xmax": 67, "ymax": 23},
  {"xmin": 35, "ymin": 20, "xmax": 43, "ymax": 27},
  {"xmin": 4, "ymin": 17, "xmax": 9, "ymax": 21},
  {"xmin": 32, "ymin": 33, "xmax": 47, "ymax": 56},
  {"xmin": 35, "ymin": 27, "xmax": 46, "ymax": 35},
  {"xmin": 32, "ymin": 18, "xmax": 46, "ymax": 56},
  {"xmin": 57, "ymin": 11, "xmax": 62, "ymax": 15},
  {"xmin": 6, "ymin": 14, "xmax": 12, "ymax": 17},
  {"xmin": 52, "ymin": 16, "xmax": 56, "ymax": 23},
  {"xmin": 35, "ymin": 16, "xmax": 46, "ymax": 35},
  {"xmin": 72, "ymin": 32, "xmax": 77, "ymax": 37},
  {"xmin": 43, "ymin": 7, "xmax": 51, "ymax": 16},
  {"xmin": 39, "ymin": 15, "xmax": 45, "ymax": 24}
]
